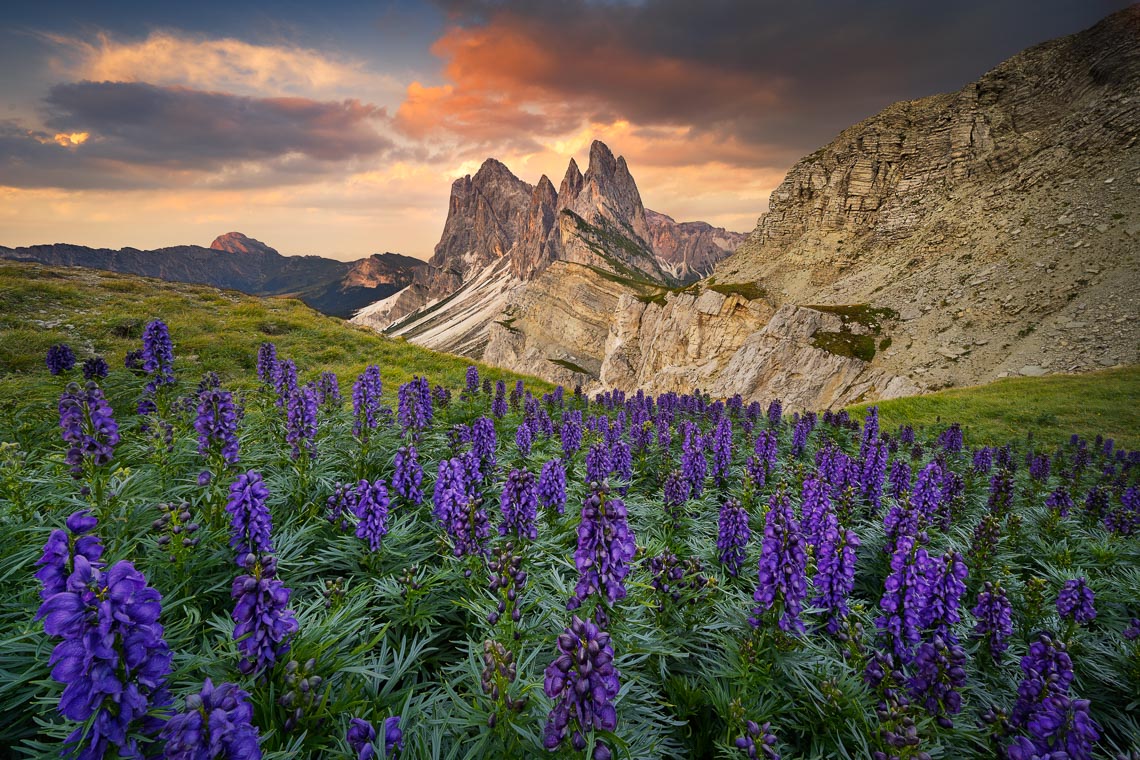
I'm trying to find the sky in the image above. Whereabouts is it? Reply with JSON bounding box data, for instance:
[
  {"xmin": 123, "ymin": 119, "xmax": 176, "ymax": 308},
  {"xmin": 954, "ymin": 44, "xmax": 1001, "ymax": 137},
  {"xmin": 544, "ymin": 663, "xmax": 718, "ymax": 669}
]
[{"xmin": 0, "ymin": 0, "xmax": 1131, "ymax": 261}]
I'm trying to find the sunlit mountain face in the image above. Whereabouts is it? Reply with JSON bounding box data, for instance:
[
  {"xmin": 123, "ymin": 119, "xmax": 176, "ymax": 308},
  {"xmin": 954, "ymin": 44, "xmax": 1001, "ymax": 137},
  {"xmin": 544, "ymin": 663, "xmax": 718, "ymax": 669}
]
[{"xmin": 0, "ymin": 0, "xmax": 1127, "ymax": 258}]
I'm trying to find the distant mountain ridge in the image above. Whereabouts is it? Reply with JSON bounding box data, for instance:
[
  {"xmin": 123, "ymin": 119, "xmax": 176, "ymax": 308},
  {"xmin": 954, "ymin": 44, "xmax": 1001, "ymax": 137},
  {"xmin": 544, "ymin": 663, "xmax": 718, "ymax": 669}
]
[
  {"xmin": 350, "ymin": 140, "xmax": 745, "ymax": 347},
  {"xmin": 0, "ymin": 232, "xmax": 426, "ymax": 318}
]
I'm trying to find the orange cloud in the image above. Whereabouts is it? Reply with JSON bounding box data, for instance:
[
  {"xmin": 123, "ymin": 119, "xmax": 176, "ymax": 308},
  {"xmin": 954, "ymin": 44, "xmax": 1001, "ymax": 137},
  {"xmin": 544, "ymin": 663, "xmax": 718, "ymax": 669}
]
[
  {"xmin": 395, "ymin": 16, "xmax": 784, "ymax": 156},
  {"xmin": 52, "ymin": 132, "xmax": 89, "ymax": 147}
]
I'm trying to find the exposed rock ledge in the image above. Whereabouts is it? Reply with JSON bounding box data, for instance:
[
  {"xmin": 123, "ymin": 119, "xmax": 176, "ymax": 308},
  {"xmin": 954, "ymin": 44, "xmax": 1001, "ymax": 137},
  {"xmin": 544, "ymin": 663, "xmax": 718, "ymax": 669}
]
[{"xmin": 482, "ymin": 264, "xmax": 920, "ymax": 408}]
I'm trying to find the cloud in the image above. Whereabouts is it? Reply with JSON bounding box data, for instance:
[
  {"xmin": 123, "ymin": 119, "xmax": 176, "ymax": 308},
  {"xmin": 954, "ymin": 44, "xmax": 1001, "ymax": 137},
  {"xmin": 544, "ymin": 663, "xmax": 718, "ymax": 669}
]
[
  {"xmin": 0, "ymin": 82, "xmax": 395, "ymax": 189},
  {"xmin": 43, "ymin": 30, "xmax": 403, "ymax": 103},
  {"xmin": 408, "ymin": 0, "xmax": 1131, "ymax": 165}
]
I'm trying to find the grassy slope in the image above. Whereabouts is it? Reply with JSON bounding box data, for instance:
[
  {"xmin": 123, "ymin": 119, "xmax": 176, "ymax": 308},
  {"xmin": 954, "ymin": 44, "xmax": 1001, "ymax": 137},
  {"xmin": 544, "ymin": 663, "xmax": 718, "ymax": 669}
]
[
  {"xmin": 849, "ymin": 365, "xmax": 1140, "ymax": 449},
  {"xmin": 0, "ymin": 261, "xmax": 553, "ymax": 405}
]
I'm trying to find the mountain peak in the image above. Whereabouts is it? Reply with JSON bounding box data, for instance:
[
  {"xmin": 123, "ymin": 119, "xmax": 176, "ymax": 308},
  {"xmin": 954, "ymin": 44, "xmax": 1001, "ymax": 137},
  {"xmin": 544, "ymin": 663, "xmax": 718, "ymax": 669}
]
[
  {"xmin": 588, "ymin": 140, "xmax": 616, "ymax": 170},
  {"xmin": 210, "ymin": 232, "xmax": 278, "ymax": 256},
  {"xmin": 472, "ymin": 157, "xmax": 521, "ymax": 185}
]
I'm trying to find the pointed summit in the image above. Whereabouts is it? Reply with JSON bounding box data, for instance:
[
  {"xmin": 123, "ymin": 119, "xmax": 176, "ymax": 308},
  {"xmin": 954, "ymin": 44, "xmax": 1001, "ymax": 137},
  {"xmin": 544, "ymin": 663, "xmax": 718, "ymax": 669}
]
[
  {"xmin": 558, "ymin": 157, "xmax": 584, "ymax": 205},
  {"xmin": 210, "ymin": 232, "xmax": 279, "ymax": 256}
]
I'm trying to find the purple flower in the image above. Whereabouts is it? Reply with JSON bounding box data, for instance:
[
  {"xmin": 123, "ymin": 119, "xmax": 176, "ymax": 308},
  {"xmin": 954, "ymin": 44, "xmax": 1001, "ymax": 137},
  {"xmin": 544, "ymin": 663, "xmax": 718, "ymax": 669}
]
[
  {"xmin": 585, "ymin": 442, "xmax": 611, "ymax": 485},
  {"xmin": 716, "ymin": 498, "xmax": 750, "ymax": 577},
  {"xmin": 515, "ymin": 421, "xmax": 533, "ymax": 457},
  {"xmin": 711, "ymin": 416, "xmax": 733, "ymax": 485},
  {"xmin": 889, "ymin": 459, "xmax": 911, "ymax": 501},
  {"xmin": 790, "ymin": 416, "xmax": 811, "ymax": 457},
  {"xmin": 1056, "ymin": 578, "xmax": 1096, "ymax": 625},
  {"xmin": 81, "ymin": 356, "xmax": 108, "ymax": 381},
  {"xmin": 973, "ymin": 447, "xmax": 994, "ymax": 474},
  {"xmin": 858, "ymin": 439, "xmax": 889, "ymax": 510},
  {"xmin": 58, "ymin": 381, "xmax": 120, "ymax": 478},
  {"xmin": 812, "ymin": 511, "xmax": 860, "ymax": 633},
  {"xmin": 269, "ymin": 358, "xmax": 298, "ymax": 412},
  {"xmin": 36, "ymin": 554, "xmax": 172, "ymax": 759},
  {"xmin": 680, "ymin": 422, "xmax": 707, "ymax": 498},
  {"xmin": 347, "ymin": 715, "xmax": 402, "ymax": 759},
  {"xmin": 492, "ymin": 380, "xmax": 508, "ymax": 418},
  {"xmin": 465, "ymin": 365, "xmax": 480, "ymax": 395},
  {"xmin": 937, "ymin": 423, "xmax": 964, "ymax": 453},
  {"xmin": 537, "ymin": 459, "xmax": 567, "ymax": 514},
  {"xmin": 354, "ymin": 479, "xmax": 391, "ymax": 552},
  {"xmin": 499, "ymin": 468, "xmax": 538, "ymax": 540},
  {"xmin": 909, "ymin": 635, "xmax": 967, "ymax": 727},
  {"xmin": 543, "ymin": 616, "xmax": 620, "ymax": 759},
  {"xmin": 750, "ymin": 492, "xmax": 808, "ymax": 633},
  {"xmin": 560, "ymin": 411, "xmax": 583, "ymax": 460},
  {"xmin": 161, "ymin": 679, "xmax": 261, "ymax": 759},
  {"xmin": 434, "ymin": 455, "xmax": 490, "ymax": 557},
  {"xmin": 766, "ymin": 399, "xmax": 782, "ymax": 428},
  {"xmin": 392, "ymin": 446, "xmax": 424, "ymax": 505},
  {"xmin": 568, "ymin": 485, "xmax": 637, "ymax": 610},
  {"xmin": 972, "ymin": 581, "xmax": 1013, "ymax": 663},
  {"xmin": 1010, "ymin": 633, "xmax": 1100, "ymax": 759},
  {"xmin": 397, "ymin": 376, "xmax": 432, "ymax": 433},
  {"xmin": 877, "ymin": 533, "xmax": 930, "ymax": 662},
  {"xmin": 353, "ymin": 365, "xmax": 384, "ymax": 439},
  {"xmin": 1029, "ymin": 454, "xmax": 1052, "ymax": 482},
  {"xmin": 35, "ymin": 510, "xmax": 103, "ymax": 600},
  {"xmin": 141, "ymin": 318, "xmax": 176, "ymax": 390},
  {"xmin": 46, "ymin": 343, "xmax": 76, "ymax": 375},
  {"xmin": 231, "ymin": 557, "xmax": 299, "ymax": 678},
  {"xmin": 734, "ymin": 719, "xmax": 780, "ymax": 760},
  {"xmin": 256, "ymin": 342, "xmax": 277, "ymax": 384},
  {"xmin": 316, "ymin": 371, "xmax": 340, "ymax": 408},
  {"xmin": 755, "ymin": 430, "xmax": 778, "ymax": 473},
  {"xmin": 226, "ymin": 471, "xmax": 273, "ymax": 561},
  {"xmin": 285, "ymin": 385, "xmax": 319, "ymax": 459},
  {"xmin": 920, "ymin": 551, "xmax": 968, "ymax": 642},
  {"xmin": 799, "ymin": 474, "xmax": 831, "ymax": 549},
  {"xmin": 471, "ymin": 416, "xmax": 497, "ymax": 475},
  {"xmin": 196, "ymin": 388, "xmax": 240, "ymax": 466},
  {"xmin": 326, "ymin": 482, "xmax": 356, "ymax": 532}
]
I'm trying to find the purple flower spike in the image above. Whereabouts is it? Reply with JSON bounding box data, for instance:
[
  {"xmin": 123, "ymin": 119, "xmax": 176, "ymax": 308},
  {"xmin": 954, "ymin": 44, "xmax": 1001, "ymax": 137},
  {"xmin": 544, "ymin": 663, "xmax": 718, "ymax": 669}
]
[
  {"xmin": 1056, "ymin": 578, "xmax": 1096, "ymax": 625},
  {"xmin": 161, "ymin": 678, "xmax": 261, "ymax": 759},
  {"xmin": 543, "ymin": 615, "xmax": 620, "ymax": 760},
  {"xmin": 750, "ymin": 492, "xmax": 808, "ymax": 634},
  {"xmin": 568, "ymin": 484, "xmax": 636, "ymax": 610}
]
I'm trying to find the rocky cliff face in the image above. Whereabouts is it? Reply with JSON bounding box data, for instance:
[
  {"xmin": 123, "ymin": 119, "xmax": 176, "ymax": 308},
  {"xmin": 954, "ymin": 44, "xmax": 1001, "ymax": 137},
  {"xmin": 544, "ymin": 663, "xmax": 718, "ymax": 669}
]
[
  {"xmin": 644, "ymin": 210, "xmax": 745, "ymax": 283},
  {"xmin": 474, "ymin": 7, "xmax": 1140, "ymax": 408},
  {"xmin": 0, "ymin": 234, "xmax": 426, "ymax": 319},
  {"xmin": 352, "ymin": 140, "xmax": 744, "ymax": 352},
  {"xmin": 708, "ymin": 5, "xmax": 1140, "ymax": 391}
]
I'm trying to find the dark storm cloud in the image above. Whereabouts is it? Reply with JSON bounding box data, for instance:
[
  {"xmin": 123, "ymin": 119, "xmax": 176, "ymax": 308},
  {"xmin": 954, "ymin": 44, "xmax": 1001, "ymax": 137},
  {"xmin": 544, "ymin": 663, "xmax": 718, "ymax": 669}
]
[
  {"xmin": 418, "ymin": 0, "xmax": 1133, "ymax": 162},
  {"xmin": 0, "ymin": 81, "xmax": 393, "ymax": 189}
]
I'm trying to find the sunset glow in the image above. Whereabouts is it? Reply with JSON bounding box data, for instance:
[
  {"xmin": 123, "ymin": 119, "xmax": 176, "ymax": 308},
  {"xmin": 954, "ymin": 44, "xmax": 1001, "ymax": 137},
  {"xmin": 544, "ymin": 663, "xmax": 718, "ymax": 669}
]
[{"xmin": 0, "ymin": 0, "xmax": 1129, "ymax": 258}]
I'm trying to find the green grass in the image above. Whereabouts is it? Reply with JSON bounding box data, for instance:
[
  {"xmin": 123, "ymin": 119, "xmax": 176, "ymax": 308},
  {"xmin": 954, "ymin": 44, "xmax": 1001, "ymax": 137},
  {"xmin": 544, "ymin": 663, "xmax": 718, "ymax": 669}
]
[
  {"xmin": 0, "ymin": 261, "xmax": 552, "ymax": 405},
  {"xmin": 811, "ymin": 331, "xmax": 878, "ymax": 361},
  {"xmin": 804, "ymin": 303, "xmax": 897, "ymax": 334},
  {"xmin": 848, "ymin": 365, "xmax": 1140, "ymax": 449}
]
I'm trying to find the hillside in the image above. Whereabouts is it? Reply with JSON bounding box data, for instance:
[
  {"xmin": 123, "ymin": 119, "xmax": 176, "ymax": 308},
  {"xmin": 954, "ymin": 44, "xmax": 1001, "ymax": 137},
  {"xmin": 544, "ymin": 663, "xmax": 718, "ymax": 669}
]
[
  {"xmin": 350, "ymin": 141, "xmax": 745, "ymax": 357},
  {"xmin": 849, "ymin": 365, "xmax": 1140, "ymax": 449},
  {"xmin": 0, "ymin": 232, "xmax": 426, "ymax": 319},
  {"xmin": 477, "ymin": 5, "xmax": 1139, "ymax": 407},
  {"xmin": 0, "ymin": 260, "xmax": 550, "ymax": 413}
]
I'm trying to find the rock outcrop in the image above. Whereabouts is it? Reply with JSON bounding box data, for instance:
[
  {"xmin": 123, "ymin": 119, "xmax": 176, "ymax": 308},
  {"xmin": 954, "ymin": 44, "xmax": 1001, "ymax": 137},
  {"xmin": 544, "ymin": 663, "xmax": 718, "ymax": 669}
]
[
  {"xmin": 477, "ymin": 7, "xmax": 1140, "ymax": 408},
  {"xmin": 644, "ymin": 211, "xmax": 745, "ymax": 283},
  {"xmin": 352, "ymin": 140, "xmax": 745, "ymax": 354},
  {"xmin": 0, "ymin": 234, "xmax": 426, "ymax": 319},
  {"xmin": 710, "ymin": 5, "xmax": 1140, "ymax": 389}
]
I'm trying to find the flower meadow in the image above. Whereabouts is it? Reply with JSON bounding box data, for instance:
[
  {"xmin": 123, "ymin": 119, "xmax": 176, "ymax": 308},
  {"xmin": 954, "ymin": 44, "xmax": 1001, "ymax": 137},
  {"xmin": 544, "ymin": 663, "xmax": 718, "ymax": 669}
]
[{"xmin": 0, "ymin": 325, "xmax": 1137, "ymax": 759}]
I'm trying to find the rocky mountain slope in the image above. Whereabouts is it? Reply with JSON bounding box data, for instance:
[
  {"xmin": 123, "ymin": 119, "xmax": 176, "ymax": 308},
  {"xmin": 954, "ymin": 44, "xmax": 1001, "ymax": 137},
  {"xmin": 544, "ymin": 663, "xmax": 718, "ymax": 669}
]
[
  {"xmin": 479, "ymin": 5, "xmax": 1140, "ymax": 408},
  {"xmin": 350, "ymin": 141, "xmax": 744, "ymax": 346},
  {"xmin": 0, "ymin": 232, "xmax": 426, "ymax": 318}
]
